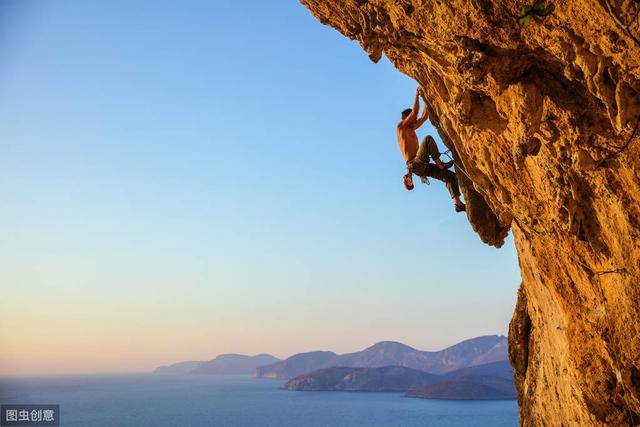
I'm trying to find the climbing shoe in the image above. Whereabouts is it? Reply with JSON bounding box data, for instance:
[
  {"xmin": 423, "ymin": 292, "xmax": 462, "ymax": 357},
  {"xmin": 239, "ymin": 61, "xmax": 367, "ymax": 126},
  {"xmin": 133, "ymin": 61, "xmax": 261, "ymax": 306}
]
[
  {"xmin": 403, "ymin": 172, "xmax": 414, "ymax": 191},
  {"xmin": 455, "ymin": 203, "xmax": 466, "ymax": 212}
]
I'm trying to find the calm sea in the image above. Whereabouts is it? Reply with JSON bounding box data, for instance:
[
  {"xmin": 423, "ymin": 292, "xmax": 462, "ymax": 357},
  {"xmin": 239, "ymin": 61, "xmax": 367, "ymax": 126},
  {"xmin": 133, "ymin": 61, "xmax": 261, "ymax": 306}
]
[{"xmin": 0, "ymin": 374, "xmax": 517, "ymax": 426}]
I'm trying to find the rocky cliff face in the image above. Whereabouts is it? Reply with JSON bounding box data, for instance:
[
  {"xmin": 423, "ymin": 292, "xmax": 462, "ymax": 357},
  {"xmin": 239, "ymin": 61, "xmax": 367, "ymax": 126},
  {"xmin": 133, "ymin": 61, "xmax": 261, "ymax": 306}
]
[{"xmin": 300, "ymin": 1, "xmax": 640, "ymax": 425}]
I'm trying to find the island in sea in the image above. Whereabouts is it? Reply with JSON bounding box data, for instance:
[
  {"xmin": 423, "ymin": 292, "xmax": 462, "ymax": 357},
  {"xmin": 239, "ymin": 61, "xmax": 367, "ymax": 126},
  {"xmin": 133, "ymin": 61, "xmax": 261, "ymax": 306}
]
[{"xmin": 154, "ymin": 335, "xmax": 515, "ymax": 400}]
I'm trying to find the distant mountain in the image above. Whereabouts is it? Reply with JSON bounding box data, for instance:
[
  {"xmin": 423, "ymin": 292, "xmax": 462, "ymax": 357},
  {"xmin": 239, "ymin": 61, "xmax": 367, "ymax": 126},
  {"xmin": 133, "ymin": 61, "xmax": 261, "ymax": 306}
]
[
  {"xmin": 153, "ymin": 361, "xmax": 202, "ymax": 375},
  {"xmin": 464, "ymin": 339, "xmax": 509, "ymax": 367},
  {"xmin": 282, "ymin": 366, "xmax": 441, "ymax": 392},
  {"xmin": 154, "ymin": 354, "xmax": 280, "ymax": 375},
  {"xmin": 441, "ymin": 360, "xmax": 514, "ymax": 381},
  {"xmin": 283, "ymin": 360, "xmax": 515, "ymax": 399},
  {"xmin": 256, "ymin": 335, "xmax": 507, "ymax": 379},
  {"xmin": 255, "ymin": 351, "xmax": 336, "ymax": 379},
  {"xmin": 406, "ymin": 360, "xmax": 516, "ymax": 400},
  {"xmin": 406, "ymin": 378, "xmax": 515, "ymax": 400},
  {"xmin": 191, "ymin": 354, "xmax": 281, "ymax": 375}
]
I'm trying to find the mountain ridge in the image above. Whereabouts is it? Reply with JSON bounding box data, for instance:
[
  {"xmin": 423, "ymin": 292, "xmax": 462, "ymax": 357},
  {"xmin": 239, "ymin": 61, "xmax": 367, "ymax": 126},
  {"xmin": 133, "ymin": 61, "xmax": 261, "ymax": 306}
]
[
  {"xmin": 256, "ymin": 335, "xmax": 507, "ymax": 379},
  {"xmin": 154, "ymin": 353, "xmax": 280, "ymax": 375}
]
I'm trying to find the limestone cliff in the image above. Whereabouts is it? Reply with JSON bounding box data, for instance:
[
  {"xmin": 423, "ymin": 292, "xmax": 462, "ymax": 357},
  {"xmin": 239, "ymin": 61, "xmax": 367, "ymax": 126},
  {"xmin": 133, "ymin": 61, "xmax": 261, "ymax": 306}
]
[{"xmin": 300, "ymin": 0, "xmax": 640, "ymax": 425}]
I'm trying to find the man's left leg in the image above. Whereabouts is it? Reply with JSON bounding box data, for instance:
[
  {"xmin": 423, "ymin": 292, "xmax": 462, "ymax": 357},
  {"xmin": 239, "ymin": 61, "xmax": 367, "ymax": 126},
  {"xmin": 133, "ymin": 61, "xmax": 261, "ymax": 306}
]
[{"xmin": 423, "ymin": 164, "xmax": 465, "ymax": 212}]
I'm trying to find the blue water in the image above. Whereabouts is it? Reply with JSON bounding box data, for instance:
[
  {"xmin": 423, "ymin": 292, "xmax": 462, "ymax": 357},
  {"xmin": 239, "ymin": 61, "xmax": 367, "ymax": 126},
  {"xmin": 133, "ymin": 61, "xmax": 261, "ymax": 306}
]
[{"xmin": 0, "ymin": 374, "xmax": 518, "ymax": 426}]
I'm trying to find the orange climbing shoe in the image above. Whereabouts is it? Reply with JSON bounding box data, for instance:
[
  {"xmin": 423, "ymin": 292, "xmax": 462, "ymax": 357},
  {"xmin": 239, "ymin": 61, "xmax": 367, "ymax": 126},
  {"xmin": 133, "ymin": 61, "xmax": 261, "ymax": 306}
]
[{"xmin": 403, "ymin": 172, "xmax": 414, "ymax": 190}]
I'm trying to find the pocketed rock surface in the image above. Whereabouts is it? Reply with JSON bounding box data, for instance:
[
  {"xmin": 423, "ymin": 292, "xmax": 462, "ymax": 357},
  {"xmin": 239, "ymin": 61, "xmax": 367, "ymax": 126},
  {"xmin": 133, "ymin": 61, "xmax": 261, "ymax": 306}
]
[{"xmin": 300, "ymin": 1, "xmax": 640, "ymax": 425}]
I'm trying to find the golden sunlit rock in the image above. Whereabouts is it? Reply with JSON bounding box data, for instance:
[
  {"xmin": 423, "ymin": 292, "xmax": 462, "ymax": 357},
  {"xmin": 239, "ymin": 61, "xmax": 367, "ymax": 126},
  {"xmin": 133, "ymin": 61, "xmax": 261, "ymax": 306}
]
[{"xmin": 300, "ymin": 0, "xmax": 640, "ymax": 424}]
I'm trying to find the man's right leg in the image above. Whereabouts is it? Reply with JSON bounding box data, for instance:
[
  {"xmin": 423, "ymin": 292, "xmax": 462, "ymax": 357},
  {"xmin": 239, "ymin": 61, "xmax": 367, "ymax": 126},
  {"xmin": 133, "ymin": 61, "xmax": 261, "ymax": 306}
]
[{"xmin": 419, "ymin": 136, "xmax": 452, "ymax": 170}]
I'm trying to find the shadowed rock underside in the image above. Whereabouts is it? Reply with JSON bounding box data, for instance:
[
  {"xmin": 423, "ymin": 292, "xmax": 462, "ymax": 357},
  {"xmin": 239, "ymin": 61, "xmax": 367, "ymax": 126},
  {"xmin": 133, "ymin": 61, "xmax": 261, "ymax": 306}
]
[{"xmin": 300, "ymin": 0, "xmax": 640, "ymax": 425}]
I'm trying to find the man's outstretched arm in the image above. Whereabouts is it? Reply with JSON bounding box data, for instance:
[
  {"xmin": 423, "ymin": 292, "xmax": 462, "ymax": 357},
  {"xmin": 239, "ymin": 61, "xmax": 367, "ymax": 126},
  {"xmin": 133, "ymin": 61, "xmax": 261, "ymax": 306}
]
[
  {"xmin": 401, "ymin": 88, "xmax": 421, "ymax": 126},
  {"xmin": 413, "ymin": 91, "xmax": 430, "ymax": 129}
]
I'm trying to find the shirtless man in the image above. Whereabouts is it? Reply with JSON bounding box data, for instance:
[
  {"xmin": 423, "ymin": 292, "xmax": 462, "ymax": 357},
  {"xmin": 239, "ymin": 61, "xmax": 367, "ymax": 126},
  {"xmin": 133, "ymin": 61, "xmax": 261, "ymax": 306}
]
[{"xmin": 397, "ymin": 87, "xmax": 466, "ymax": 212}]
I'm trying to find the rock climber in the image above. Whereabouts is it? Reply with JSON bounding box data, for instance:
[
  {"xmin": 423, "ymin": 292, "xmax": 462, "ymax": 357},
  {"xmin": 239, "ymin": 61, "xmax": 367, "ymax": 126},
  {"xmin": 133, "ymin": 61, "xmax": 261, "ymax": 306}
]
[{"xmin": 397, "ymin": 87, "xmax": 466, "ymax": 213}]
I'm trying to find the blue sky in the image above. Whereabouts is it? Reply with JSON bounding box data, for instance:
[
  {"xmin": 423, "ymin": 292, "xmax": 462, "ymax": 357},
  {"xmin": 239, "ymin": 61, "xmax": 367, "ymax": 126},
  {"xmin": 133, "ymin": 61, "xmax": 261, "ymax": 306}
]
[{"xmin": 0, "ymin": 0, "xmax": 520, "ymax": 374}]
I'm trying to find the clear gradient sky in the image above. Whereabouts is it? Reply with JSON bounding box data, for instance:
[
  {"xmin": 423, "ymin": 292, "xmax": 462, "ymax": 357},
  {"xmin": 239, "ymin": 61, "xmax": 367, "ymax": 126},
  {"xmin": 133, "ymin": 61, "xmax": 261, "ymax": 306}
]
[{"xmin": 0, "ymin": 1, "xmax": 521, "ymax": 375}]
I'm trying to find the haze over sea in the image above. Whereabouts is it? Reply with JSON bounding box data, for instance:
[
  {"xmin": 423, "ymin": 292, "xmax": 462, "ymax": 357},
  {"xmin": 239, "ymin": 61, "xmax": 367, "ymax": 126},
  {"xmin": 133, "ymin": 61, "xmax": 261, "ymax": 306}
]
[{"xmin": 0, "ymin": 374, "xmax": 517, "ymax": 427}]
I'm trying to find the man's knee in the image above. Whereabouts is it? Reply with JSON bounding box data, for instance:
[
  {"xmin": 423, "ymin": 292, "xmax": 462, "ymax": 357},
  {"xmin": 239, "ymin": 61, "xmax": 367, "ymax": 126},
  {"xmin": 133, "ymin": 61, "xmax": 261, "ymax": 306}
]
[
  {"xmin": 424, "ymin": 136, "xmax": 440, "ymax": 160},
  {"xmin": 424, "ymin": 135, "xmax": 436, "ymax": 149}
]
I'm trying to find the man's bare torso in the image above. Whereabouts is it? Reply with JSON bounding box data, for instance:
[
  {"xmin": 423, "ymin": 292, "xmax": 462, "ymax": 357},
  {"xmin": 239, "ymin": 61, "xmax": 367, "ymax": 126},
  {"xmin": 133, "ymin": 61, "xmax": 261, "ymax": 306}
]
[{"xmin": 397, "ymin": 121, "xmax": 419, "ymax": 162}]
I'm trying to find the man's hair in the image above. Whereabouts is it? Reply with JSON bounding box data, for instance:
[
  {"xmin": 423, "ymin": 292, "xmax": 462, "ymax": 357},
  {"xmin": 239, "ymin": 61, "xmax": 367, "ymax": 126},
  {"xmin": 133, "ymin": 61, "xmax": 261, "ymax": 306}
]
[{"xmin": 401, "ymin": 108, "xmax": 412, "ymax": 119}]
